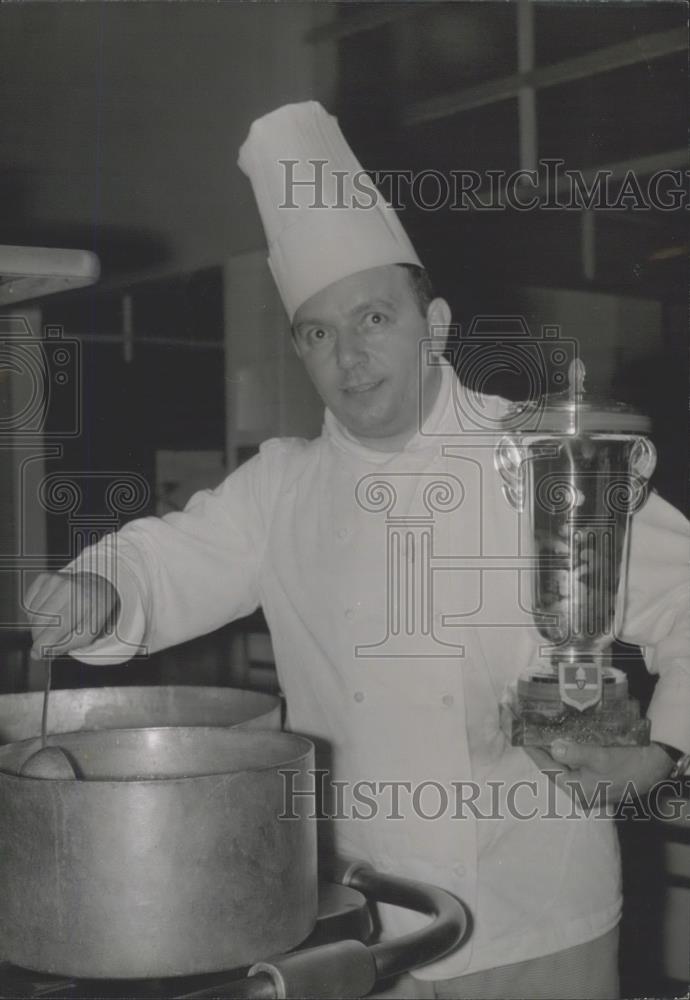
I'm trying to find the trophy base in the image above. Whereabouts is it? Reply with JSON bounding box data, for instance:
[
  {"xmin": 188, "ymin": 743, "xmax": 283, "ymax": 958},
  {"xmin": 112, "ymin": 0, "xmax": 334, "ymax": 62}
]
[{"xmin": 501, "ymin": 669, "xmax": 650, "ymax": 747}]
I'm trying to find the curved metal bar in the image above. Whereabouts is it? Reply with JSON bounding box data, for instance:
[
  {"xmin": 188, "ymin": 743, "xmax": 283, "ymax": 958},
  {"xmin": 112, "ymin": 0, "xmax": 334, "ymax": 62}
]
[
  {"xmin": 178, "ymin": 970, "xmax": 276, "ymax": 999},
  {"xmin": 179, "ymin": 864, "xmax": 469, "ymax": 998},
  {"xmin": 342, "ymin": 865, "xmax": 469, "ymax": 981}
]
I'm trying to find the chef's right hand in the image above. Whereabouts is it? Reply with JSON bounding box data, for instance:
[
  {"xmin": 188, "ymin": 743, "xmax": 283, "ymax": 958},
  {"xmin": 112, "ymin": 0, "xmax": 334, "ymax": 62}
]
[{"xmin": 26, "ymin": 571, "xmax": 120, "ymax": 660}]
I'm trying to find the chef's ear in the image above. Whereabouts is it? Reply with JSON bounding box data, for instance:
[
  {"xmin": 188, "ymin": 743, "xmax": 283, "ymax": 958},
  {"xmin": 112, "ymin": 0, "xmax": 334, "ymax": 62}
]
[
  {"xmin": 290, "ymin": 327, "xmax": 303, "ymax": 359},
  {"xmin": 425, "ymin": 298, "xmax": 451, "ymax": 356}
]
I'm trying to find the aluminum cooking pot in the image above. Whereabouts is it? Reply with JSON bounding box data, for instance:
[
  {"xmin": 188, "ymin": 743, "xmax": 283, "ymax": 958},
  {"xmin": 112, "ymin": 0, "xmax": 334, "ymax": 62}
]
[
  {"xmin": 0, "ymin": 685, "xmax": 281, "ymax": 744},
  {"xmin": 0, "ymin": 727, "xmax": 316, "ymax": 979}
]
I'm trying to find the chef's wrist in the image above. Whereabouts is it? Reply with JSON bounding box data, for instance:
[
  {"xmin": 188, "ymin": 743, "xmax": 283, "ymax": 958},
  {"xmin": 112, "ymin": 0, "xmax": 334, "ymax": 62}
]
[
  {"xmin": 653, "ymin": 741, "xmax": 684, "ymax": 763},
  {"xmin": 651, "ymin": 741, "xmax": 690, "ymax": 779}
]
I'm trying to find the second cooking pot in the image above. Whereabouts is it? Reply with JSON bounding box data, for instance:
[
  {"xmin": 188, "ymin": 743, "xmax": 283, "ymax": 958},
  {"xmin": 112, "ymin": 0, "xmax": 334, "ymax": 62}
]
[{"xmin": 0, "ymin": 685, "xmax": 281, "ymax": 743}]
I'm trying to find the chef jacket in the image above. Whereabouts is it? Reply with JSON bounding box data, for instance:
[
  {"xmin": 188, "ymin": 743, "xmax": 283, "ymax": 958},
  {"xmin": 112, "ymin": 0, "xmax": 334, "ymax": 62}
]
[{"xmin": 69, "ymin": 359, "xmax": 690, "ymax": 979}]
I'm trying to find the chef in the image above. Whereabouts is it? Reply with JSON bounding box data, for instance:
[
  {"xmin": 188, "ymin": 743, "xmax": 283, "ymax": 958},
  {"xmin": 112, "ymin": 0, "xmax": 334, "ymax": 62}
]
[{"xmin": 27, "ymin": 102, "xmax": 690, "ymax": 999}]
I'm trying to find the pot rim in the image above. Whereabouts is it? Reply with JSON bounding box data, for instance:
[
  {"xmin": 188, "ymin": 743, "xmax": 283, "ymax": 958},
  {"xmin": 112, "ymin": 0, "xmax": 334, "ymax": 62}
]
[{"xmin": 0, "ymin": 726, "xmax": 314, "ymax": 785}]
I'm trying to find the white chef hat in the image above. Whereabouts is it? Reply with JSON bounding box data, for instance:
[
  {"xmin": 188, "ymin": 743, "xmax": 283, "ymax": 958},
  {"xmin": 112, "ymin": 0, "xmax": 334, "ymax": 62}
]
[{"xmin": 237, "ymin": 101, "xmax": 422, "ymax": 321}]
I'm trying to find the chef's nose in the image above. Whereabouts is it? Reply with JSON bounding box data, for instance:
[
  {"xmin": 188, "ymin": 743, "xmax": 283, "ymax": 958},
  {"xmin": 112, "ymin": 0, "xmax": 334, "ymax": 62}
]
[{"xmin": 335, "ymin": 327, "xmax": 367, "ymax": 369}]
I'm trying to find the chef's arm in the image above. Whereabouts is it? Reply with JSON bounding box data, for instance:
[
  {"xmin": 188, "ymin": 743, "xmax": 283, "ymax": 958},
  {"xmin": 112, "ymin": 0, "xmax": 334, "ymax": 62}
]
[
  {"xmin": 24, "ymin": 447, "xmax": 277, "ymax": 666},
  {"xmin": 619, "ymin": 490, "xmax": 690, "ymax": 756},
  {"xmin": 639, "ymin": 595, "xmax": 690, "ymax": 761}
]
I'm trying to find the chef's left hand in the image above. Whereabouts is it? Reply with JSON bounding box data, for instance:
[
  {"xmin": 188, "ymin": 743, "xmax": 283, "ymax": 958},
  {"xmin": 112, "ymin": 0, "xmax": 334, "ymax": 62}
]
[{"xmin": 525, "ymin": 740, "xmax": 676, "ymax": 807}]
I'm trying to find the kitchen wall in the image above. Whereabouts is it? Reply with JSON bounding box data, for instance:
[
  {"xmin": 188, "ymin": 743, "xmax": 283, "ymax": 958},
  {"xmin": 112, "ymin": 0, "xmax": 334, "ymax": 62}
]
[
  {"xmin": 517, "ymin": 287, "xmax": 662, "ymax": 394},
  {"xmin": 0, "ymin": 310, "xmax": 50, "ymax": 691},
  {"xmin": 224, "ymin": 250, "xmax": 322, "ymax": 467},
  {"xmin": 0, "ymin": 3, "xmax": 335, "ymax": 641},
  {"xmin": 0, "ymin": 4, "xmax": 336, "ymax": 284}
]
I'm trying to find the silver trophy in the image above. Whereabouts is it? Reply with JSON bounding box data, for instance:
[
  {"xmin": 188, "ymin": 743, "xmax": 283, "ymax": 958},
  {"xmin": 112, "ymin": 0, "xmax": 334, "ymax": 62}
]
[{"xmin": 496, "ymin": 361, "xmax": 656, "ymax": 746}]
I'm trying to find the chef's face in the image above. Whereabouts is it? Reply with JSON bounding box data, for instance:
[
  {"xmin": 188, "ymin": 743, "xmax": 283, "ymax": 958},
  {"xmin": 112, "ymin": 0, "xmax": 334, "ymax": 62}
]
[{"xmin": 292, "ymin": 265, "xmax": 450, "ymax": 450}]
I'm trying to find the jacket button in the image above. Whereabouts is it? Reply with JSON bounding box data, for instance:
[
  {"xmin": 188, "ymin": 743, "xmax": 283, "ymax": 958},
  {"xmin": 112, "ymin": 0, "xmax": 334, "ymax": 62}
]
[
  {"xmin": 345, "ymin": 608, "xmax": 355, "ymax": 620},
  {"xmin": 442, "ymin": 694, "xmax": 454, "ymax": 707},
  {"xmin": 354, "ymin": 691, "xmax": 365, "ymax": 703}
]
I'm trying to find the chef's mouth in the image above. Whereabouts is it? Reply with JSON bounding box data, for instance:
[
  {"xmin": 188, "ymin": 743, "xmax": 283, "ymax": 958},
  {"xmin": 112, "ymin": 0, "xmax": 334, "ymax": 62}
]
[{"xmin": 341, "ymin": 379, "xmax": 384, "ymax": 395}]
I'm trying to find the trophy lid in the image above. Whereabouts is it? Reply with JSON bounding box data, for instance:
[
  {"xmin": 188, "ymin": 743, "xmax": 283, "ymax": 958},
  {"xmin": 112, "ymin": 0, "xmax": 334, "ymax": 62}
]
[{"xmin": 501, "ymin": 360, "xmax": 652, "ymax": 435}]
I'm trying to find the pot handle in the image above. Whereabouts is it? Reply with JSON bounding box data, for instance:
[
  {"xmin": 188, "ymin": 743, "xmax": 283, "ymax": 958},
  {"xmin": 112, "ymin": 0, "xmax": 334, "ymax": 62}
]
[{"xmin": 243, "ymin": 865, "xmax": 468, "ymax": 998}]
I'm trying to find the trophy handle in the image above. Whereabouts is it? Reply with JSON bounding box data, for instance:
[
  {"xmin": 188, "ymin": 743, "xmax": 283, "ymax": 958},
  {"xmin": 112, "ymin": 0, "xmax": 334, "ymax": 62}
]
[
  {"xmin": 495, "ymin": 436, "xmax": 525, "ymax": 511},
  {"xmin": 630, "ymin": 436, "xmax": 657, "ymax": 482}
]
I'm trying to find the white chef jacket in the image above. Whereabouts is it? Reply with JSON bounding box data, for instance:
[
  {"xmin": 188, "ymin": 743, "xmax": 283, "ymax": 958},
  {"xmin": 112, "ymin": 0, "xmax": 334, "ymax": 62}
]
[{"xmin": 70, "ymin": 360, "xmax": 690, "ymax": 979}]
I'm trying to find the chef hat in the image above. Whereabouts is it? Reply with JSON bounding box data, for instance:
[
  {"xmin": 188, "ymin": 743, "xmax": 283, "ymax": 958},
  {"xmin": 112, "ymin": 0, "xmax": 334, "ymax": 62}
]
[{"xmin": 237, "ymin": 101, "xmax": 422, "ymax": 321}]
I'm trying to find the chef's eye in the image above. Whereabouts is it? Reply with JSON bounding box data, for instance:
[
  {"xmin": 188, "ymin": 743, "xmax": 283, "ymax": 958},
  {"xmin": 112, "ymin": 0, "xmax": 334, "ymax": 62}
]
[
  {"xmin": 364, "ymin": 312, "xmax": 388, "ymax": 328},
  {"xmin": 306, "ymin": 327, "xmax": 332, "ymax": 346}
]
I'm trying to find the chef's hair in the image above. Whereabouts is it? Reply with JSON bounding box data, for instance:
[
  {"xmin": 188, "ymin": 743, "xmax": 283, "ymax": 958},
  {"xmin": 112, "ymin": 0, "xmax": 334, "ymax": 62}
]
[{"xmin": 397, "ymin": 263, "xmax": 435, "ymax": 318}]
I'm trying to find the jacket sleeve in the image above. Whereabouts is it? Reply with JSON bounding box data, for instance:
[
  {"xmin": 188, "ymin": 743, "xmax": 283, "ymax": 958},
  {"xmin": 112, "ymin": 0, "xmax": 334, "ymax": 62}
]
[
  {"xmin": 66, "ymin": 440, "xmax": 292, "ymax": 665},
  {"xmin": 619, "ymin": 490, "xmax": 690, "ymax": 753}
]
